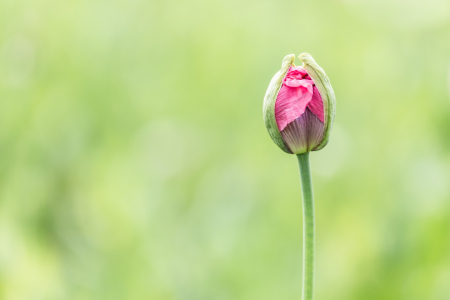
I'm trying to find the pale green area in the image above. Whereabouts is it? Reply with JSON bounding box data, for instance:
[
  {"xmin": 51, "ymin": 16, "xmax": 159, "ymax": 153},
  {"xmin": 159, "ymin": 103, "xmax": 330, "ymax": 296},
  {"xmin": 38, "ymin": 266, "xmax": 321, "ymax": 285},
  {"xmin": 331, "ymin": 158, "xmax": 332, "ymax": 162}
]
[{"xmin": 1, "ymin": 0, "xmax": 450, "ymax": 299}]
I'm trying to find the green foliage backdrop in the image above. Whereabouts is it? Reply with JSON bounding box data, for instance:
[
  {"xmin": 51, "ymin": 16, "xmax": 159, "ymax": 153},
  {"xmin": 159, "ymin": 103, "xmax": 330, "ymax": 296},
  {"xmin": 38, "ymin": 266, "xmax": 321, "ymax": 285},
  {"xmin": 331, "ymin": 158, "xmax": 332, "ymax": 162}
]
[{"xmin": 1, "ymin": 0, "xmax": 450, "ymax": 299}]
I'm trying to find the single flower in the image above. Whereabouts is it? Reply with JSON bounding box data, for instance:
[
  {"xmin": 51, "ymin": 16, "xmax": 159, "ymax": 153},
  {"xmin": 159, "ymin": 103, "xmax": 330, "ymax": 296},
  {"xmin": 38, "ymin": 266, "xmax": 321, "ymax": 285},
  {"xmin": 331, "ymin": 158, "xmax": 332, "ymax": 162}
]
[
  {"xmin": 263, "ymin": 53, "xmax": 336, "ymax": 154},
  {"xmin": 262, "ymin": 53, "xmax": 337, "ymax": 300}
]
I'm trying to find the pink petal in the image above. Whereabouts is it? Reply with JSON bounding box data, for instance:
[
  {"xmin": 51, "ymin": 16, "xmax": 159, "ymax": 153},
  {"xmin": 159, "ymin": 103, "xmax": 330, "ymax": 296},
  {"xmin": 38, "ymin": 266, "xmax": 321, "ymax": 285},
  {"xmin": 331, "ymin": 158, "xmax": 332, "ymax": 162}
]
[
  {"xmin": 275, "ymin": 66, "xmax": 324, "ymax": 132},
  {"xmin": 306, "ymin": 86, "xmax": 324, "ymax": 123},
  {"xmin": 284, "ymin": 78, "xmax": 313, "ymax": 88},
  {"xmin": 284, "ymin": 78, "xmax": 304, "ymax": 87},
  {"xmin": 285, "ymin": 66, "xmax": 308, "ymax": 77},
  {"xmin": 282, "ymin": 67, "xmax": 310, "ymax": 87},
  {"xmin": 275, "ymin": 82, "xmax": 313, "ymax": 131}
]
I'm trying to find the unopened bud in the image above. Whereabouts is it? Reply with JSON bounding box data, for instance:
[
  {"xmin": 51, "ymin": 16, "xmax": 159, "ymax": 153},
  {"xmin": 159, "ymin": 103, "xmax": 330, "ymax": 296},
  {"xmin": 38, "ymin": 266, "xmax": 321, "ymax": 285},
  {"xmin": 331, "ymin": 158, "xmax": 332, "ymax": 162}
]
[{"xmin": 263, "ymin": 53, "xmax": 336, "ymax": 154}]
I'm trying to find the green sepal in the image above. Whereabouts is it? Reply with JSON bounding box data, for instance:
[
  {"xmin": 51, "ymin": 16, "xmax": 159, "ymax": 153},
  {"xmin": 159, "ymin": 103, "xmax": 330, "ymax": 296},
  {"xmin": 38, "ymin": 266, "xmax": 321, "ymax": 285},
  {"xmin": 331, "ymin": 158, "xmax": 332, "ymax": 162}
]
[
  {"xmin": 263, "ymin": 54, "xmax": 295, "ymax": 154},
  {"xmin": 299, "ymin": 53, "xmax": 336, "ymax": 151}
]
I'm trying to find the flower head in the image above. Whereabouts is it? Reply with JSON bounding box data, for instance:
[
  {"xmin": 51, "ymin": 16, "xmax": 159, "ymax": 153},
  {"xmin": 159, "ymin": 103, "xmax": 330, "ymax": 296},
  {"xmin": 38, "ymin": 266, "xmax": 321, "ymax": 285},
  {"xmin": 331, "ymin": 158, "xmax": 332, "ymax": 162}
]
[{"xmin": 263, "ymin": 53, "xmax": 336, "ymax": 154}]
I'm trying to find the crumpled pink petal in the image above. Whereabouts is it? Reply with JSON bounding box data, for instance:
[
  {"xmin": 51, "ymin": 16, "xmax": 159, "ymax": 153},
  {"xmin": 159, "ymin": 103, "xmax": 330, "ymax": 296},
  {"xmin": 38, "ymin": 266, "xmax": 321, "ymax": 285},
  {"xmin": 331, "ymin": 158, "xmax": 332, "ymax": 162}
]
[
  {"xmin": 275, "ymin": 66, "xmax": 324, "ymax": 131},
  {"xmin": 275, "ymin": 83, "xmax": 313, "ymax": 131}
]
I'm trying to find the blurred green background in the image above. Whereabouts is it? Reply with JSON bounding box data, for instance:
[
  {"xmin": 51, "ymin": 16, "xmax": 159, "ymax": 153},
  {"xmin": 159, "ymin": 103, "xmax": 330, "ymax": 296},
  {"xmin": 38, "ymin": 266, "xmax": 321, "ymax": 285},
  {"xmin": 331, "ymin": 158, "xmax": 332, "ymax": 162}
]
[{"xmin": 1, "ymin": 0, "xmax": 450, "ymax": 299}]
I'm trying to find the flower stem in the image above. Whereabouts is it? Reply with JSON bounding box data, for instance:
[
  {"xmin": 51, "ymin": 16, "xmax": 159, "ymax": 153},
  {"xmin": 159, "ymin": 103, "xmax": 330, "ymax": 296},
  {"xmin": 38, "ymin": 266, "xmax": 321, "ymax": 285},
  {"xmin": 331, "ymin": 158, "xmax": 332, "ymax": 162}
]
[{"xmin": 296, "ymin": 152, "xmax": 315, "ymax": 300}]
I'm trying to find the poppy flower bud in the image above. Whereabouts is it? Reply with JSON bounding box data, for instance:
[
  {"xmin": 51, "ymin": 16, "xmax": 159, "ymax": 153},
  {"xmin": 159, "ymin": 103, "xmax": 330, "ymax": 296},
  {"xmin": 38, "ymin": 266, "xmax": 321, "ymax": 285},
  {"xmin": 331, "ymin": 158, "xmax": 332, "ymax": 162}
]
[{"xmin": 263, "ymin": 53, "xmax": 336, "ymax": 154}]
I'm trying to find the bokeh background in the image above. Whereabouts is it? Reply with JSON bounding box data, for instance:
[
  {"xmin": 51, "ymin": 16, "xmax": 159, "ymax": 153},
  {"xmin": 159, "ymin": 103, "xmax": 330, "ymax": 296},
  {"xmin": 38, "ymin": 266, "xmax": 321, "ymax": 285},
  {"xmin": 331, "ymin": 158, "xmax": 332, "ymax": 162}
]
[{"xmin": 1, "ymin": 0, "xmax": 450, "ymax": 299}]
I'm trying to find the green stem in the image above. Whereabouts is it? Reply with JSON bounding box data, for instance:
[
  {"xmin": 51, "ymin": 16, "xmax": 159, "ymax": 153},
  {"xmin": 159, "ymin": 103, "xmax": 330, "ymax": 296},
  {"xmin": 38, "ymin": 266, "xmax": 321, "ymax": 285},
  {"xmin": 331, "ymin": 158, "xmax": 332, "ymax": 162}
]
[{"xmin": 296, "ymin": 152, "xmax": 315, "ymax": 300}]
